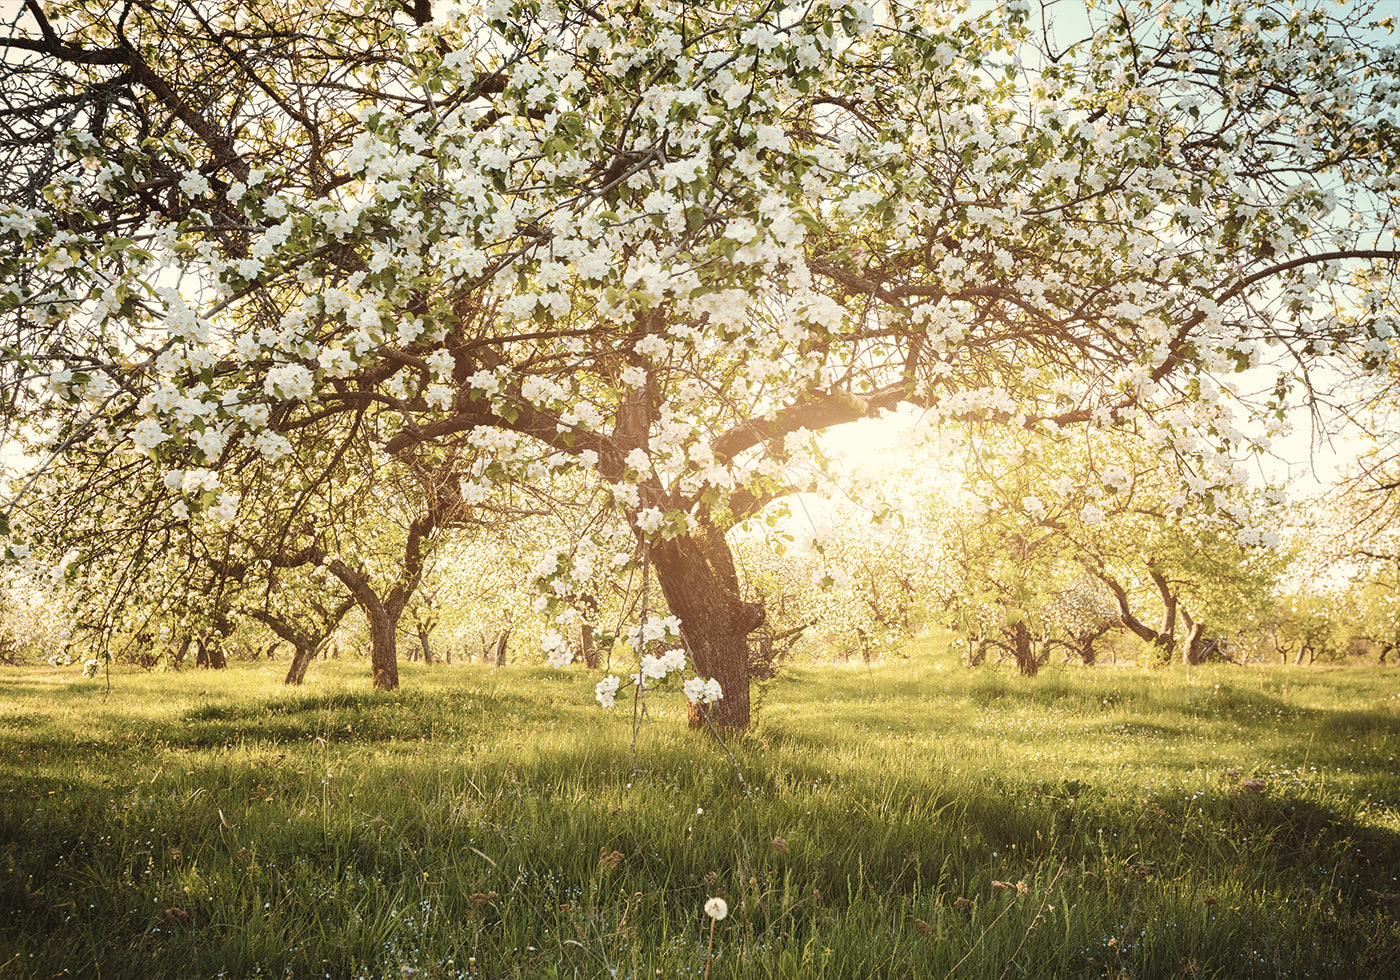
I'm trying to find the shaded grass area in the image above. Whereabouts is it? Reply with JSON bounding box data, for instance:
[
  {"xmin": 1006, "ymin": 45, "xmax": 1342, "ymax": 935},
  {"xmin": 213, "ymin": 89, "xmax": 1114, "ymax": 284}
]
[{"xmin": 1, "ymin": 651, "xmax": 1398, "ymax": 979}]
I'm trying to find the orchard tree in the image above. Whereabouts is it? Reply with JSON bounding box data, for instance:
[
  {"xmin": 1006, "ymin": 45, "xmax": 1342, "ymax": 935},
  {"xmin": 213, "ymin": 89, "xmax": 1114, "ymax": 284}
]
[
  {"xmin": 1260, "ymin": 591, "xmax": 1342, "ymax": 665},
  {"xmin": 934, "ymin": 451, "xmax": 1082, "ymax": 675},
  {"xmin": 0, "ymin": 568, "xmax": 73, "ymax": 664},
  {"xmin": 732, "ymin": 496, "xmax": 941, "ymax": 665},
  {"xmin": 1347, "ymin": 576, "xmax": 1400, "ymax": 663},
  {"xmin": 241, "ymin": 561, "xmax": 357, "ymax": 683},
  {"xmin": 4, "ymin": 0, "xmax": 1400, "ymax": 728},
  {"xmin": 1308, "ymin": 457, "xmax": 1400, "ymax": 662},
  {"xmin": 1077, "ymin": 476, "xmax": 1288, "ymax": 666},
  {"xmin": 926, "ymin": 419, "xmax": 1286, "ymax": 668}
]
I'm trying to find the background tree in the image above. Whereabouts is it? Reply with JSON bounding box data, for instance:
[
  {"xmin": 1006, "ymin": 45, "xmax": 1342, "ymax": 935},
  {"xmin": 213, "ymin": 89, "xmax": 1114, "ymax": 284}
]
[
  {"xmin": 733, "ymin": 497, "xmax": 940, "ymax": 666},
  {"xmin": 920, "ymin": 418, "xmax": 1288, "ymax": 668},
  {"xmin": 1259, "ymin": 591, "xmax": 1343, "ymax": 666}
]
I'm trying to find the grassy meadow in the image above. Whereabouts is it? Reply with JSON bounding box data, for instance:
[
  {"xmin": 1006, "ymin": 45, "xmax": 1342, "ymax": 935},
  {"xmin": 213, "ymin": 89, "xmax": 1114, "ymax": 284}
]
[{"xmin": 1, "ymin": 645, "xmax": 1398, "ymax": 979}]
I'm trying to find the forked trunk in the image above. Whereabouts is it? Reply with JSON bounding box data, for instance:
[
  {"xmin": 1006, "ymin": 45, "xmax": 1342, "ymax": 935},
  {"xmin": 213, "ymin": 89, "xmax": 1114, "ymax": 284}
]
[
  {"xmin": 1076, "ymin": 640, "xmax": 1098, "ymax": 666},
  {"xmin": 195, "ymin": 635, "xmax": 227, "ymax": 669},
  {"xmin": 1180, "ymin": 610, "xmax": 1207, "ymax": 665},
  {"xmin": 284, "ymin": 643, "xmax": 318, "ymax": 685},
  {"xmin": 326, "ymin": 558, "xmax": 400, "ymax": 690},
  {"xmin": 1073, "ymin": 619, "xmax": 1114, "ymax": 666},
  {"xmin": 170, "ymin": 635, "xmax": 192, "ymax": 670},
  {"xmin": 1098, "ymin": 567, "xmax": 1176, "ymax": 663}
]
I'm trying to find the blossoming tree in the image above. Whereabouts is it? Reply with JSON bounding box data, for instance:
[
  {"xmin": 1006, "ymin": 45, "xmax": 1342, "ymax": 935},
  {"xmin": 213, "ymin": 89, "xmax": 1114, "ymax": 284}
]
[
  {"xmin": 939, "ymin": 423, "xmax": 1288, "ymax": 667},
  {"xmin": 2, "ymin": 0, "xmax": 1398, "ymax": 727}
]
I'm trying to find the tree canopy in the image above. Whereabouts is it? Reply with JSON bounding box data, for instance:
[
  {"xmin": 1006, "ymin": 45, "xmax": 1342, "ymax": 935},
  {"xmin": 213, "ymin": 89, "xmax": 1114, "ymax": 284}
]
[{"xmin": 2, "ymin": 0, "xmax": 1398, "ymax": 726}]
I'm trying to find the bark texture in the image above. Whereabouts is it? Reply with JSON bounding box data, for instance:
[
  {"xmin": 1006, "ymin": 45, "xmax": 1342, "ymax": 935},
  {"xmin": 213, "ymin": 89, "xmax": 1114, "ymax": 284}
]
[
  {"xmin": 1097, "ymin": 563, "xmax": 1179, "ymax": 662},
  {"xmin": 650, "ymin": 518, "xmax": 764, "ymax": 730},
  {"xmin": 1180, "ymin": 609, "xmax": 1207, "ymax": 665},
  {"xmin": 1011, "ymin": 620, "xmax": 1039, "ymax": 677}
]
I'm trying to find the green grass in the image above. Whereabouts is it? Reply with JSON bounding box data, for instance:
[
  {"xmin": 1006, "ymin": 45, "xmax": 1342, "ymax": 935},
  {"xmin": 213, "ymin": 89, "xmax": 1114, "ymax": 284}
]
[{"xmin": 2, "ymin": 647, "xmax": 1398, "ymax": 979}]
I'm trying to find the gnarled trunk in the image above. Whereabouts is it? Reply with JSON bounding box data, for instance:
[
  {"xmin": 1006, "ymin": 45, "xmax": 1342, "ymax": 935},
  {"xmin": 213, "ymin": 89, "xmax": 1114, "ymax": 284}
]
[
  {"xmin": 309, "ymin": 461, "xmax": 464, "ymax": 691},
  {"xmin": 1073, "ymin": 619, "xmax": 1115, "ymax": 666},
  {"xmin": 1097, "ymin": 564, "xmax": 1177, "ymax": 663},
  {"xmin": 169, "ymin": 635, "xmax": 192, "ymax": 670},
  {"xmin": 246, "ymin": 599, "xmax": 353, "ymax": 687},
  {"xmin": 650, "ymin": 519, "xmax": 764, "ymax": 730},
  {"xmin": 1180, "ymin": 608, "xmax": 1207, "ymax": 665},
  {"xmin": 366, "ymin": 606, "xmax": 399, "ymax": 688},
  {"xmin": 284, "ymin": 642, "xmax": 320, "ymax": 685},
  {"xmin": 195, "ymin": 634, "xmax": 226, "ymax": 669},
  {"xmin": 326, "ymin": 559, "xmax": 401, "ymax": 690}
]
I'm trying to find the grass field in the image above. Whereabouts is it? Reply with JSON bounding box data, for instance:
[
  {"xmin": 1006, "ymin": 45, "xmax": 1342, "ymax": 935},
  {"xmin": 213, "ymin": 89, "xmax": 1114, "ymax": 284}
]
[{"xmin": 1, "ymin": 645, "xmax": 1398, "ymax": 979}]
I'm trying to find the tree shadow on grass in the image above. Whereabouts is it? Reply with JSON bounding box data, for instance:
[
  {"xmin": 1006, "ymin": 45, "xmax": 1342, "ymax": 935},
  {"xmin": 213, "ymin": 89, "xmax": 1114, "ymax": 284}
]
[{"xmin": 3, "ymin": 707, "xmax": 1399, "ymax": 980}]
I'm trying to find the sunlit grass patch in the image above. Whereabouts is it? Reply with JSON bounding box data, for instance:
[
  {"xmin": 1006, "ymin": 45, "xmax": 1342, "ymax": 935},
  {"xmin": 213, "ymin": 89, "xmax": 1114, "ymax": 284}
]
[{"xmin": 2, "ymin": 653, "xmax": 1398, "ymax": 978}]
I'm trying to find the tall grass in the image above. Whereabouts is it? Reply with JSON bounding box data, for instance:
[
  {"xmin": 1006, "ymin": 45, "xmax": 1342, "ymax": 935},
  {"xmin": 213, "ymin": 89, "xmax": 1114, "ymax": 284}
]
[{"xmin": 2, "ymin": 647, "xmax": 1397, "ymax": 978}]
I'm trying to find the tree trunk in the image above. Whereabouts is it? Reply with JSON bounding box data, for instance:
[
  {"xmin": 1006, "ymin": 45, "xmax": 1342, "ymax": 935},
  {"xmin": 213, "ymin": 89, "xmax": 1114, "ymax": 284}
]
[
  {"xmin": 416, "ymin": 622, "xmax": 434, "ymax": 665},
  {"xmin": 195, "ymin": 634, "xmax": 227, "ymax": 669},
  {"xmin": 1180, "ymin": 609, "xmax": 1207, "ymax": 665},
  {"xmin": 1076, "ymin": 638, "xmax": 1098, "ymax": 666},
  {"xmin": 1011, "ymin": 620, "xmax": 1039, "ymax": 677},
  {"xmin": 1073, "ymin": 620, "xmax": 1114, "ymax": 665},
  {"xmin": 678, "ymin": 614, "xmax": 754, "ymax": 730},
  {"xmin": 649, "ymin": 519, "xmax": 764, "ymax": 730},
  {"xmin": 246, "ymin": 599, "xmax": 353, "ymax": 687},
  {"xmin": 1097, "ymin": 567, "xmax": 1176, "ymax": 663},
  {"xmin": 285, "ymin": 642, "xmax": 319, "ymax": 685},
  {"xmin": 326, "ymin": 558, "xmax": 400, "ymax": 690},
  {"xmin": 309, "ymin": 475, "xmax": 454, "ymax": 690},
  {"xmin": 581, "ymin": 624, "xmax": 599, "ymax": 669},
  {"xmin": 365, "ymin": 606, "xmax": 399, "ymax": 687},
  {"xmin": 170, "ymin": 635, "xmax": 192, "ymax": 670},
  {"xmin": 493, "ymin": 628, "xmax": 510, "ymax": 667},
  {"xmin": 967, "ymin": 636, "xmax": 989, "ymax": 667}
]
